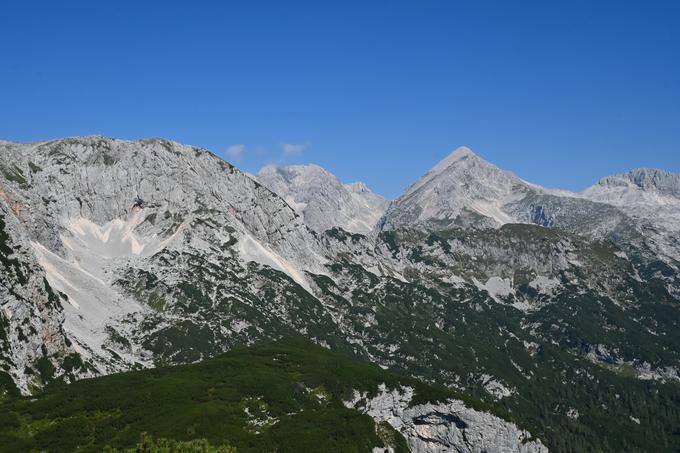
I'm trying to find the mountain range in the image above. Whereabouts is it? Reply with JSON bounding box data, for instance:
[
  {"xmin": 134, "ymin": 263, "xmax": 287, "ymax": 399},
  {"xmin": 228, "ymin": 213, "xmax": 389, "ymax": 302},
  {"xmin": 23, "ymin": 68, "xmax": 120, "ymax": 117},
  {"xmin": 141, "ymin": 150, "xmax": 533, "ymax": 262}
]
[{"xmin": 1, "ymin": 136, "xmax": 679, "ymax": 452}]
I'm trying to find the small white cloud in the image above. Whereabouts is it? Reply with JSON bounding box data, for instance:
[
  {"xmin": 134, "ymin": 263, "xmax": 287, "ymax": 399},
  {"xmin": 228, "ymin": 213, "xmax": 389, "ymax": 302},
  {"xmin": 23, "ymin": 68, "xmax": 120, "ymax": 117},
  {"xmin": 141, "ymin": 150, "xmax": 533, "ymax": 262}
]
[
  {"xmin": 281, "ymin": 142, "xmax": 307, "ymax": 157},
  {"xmin": 226, "ymin": 144, "xmax": 246, "ymax": 159}
]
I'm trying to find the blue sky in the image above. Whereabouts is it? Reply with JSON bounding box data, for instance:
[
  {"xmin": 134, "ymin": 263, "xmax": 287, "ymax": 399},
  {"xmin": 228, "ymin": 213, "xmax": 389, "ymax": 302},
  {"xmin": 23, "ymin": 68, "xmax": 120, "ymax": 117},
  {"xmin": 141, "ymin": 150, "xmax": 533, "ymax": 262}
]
[{"xmin": 1, "ymin": 1, "xmax": 678, "ymax": 198}]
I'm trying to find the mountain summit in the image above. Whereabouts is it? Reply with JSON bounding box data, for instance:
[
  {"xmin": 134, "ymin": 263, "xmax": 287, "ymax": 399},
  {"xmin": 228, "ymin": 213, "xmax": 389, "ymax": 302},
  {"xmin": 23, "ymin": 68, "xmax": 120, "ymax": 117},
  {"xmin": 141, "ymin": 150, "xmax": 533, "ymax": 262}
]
[
  {"xmin": 583, "ymin": 167, "xmax": 680, "ymax": 205},
  {"xmin": 382, "ymin": 147, "xmax": 536, "ymax": 230},
  {"xmin": 256, "ymin": 164, "xmax": 388, "ymax": 234}
]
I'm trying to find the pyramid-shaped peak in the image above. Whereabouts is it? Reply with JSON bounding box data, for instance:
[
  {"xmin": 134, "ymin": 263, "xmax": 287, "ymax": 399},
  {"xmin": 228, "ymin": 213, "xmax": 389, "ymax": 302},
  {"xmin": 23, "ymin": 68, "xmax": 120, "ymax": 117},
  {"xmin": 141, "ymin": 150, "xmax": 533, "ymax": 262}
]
[
  {"xmin": 345, "ymin": 181, "xmax": 370, "ymax": 193},
  {"xmin": 450, "ymin": 146, "xmax": 476, "ymax": 159},
  {"xmin": 427, "ymin": 146, "xmax": 482, "ymax": 174},
  {"xmin": 400, "ymin": 146, "xmax": 486, "ymax": 197}
]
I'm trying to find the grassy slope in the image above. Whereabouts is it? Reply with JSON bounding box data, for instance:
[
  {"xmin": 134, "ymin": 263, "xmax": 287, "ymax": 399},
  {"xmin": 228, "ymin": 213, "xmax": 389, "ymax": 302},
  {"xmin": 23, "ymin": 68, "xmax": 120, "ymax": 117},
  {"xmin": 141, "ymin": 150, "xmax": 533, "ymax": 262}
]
[{"xmin": 0, "ymin": 338, "xmax": 502, "ymax": 453}]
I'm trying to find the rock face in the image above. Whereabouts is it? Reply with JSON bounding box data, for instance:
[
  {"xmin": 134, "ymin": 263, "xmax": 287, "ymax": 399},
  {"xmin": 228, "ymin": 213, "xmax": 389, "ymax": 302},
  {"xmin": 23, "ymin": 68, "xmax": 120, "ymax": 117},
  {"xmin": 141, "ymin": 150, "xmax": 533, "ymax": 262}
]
[
  {"xmin": 584, "ymin": 168, "xmax": 680, "ymax": 202},
  {"xmin": 381, "ymin": 147, "xmax": 531, "ymax": 230},
  {"xmin": 345, "ymin": 384, "xmax": 547, "ymax": 453},
  {"xmin": 0, "ymin": 198, "xmax": 75, "ymax": 393},
  {"xmin": 581, "ymin": 167, "xmax": 680, "ymax": 277},
  {"xmin": 379, "ymin": 147, "xmax": 622, "ymax": 236},
  {"xmin": 256, "ymin": 164, "xmax": 388, "ymax": 234},
  {"xmin": 0, "ymin": 136, "xmax": 334, "ymax": 387},
  {"xmin": 582, "ymin": 167, "xmax": 680, "ymax": 233},
  {"xmin": 0, "ymin": 137, "xmax": 326, "ymax": 273}
]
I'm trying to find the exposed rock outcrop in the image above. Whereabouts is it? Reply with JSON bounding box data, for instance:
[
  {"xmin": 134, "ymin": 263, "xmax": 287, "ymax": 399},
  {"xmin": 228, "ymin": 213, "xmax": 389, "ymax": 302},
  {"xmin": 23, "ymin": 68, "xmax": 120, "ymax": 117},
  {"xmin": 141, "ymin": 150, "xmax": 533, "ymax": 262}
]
[{"xmin": 345, "ymin": 384, "xmax": 548, "ymax": 453}]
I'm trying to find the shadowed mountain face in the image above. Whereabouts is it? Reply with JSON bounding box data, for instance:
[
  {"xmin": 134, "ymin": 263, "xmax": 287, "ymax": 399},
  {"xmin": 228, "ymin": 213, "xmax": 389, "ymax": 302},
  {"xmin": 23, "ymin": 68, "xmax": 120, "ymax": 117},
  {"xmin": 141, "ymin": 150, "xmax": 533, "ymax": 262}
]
[{"xmin": 1, "ymin": 136, "xmax": 680, "ymax": 452}]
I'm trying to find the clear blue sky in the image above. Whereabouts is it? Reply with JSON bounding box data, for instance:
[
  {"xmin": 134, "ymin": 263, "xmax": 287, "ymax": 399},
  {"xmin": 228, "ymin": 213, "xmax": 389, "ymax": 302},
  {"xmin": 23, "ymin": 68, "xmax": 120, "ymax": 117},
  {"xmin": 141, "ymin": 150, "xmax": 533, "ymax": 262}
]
[{"xmin": 1, "ymin": 1, "xmax": 679, "ymax": 198}]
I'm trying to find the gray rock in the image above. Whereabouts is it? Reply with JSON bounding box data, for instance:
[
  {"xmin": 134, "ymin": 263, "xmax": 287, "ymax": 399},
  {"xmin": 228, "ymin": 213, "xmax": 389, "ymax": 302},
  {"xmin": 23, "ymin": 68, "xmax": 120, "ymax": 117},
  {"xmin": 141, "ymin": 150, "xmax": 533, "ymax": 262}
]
[
  {"xmin": 345, "ymin": 384, "xmax": 548, "ymax": 453},
  {"xmin": 256, "ymin": 164, "xmax": 389, "ymax": 234}
]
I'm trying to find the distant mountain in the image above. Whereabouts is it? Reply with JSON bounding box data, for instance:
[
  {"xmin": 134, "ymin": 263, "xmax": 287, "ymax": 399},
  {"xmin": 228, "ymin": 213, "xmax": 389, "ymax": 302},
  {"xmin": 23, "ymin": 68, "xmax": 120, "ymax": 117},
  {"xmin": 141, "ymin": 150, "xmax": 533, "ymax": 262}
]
[
  {"xmin": 380, "ymin": 147, "xmax": 627, "ymax": 235},
  {"xmin": 381, "ymin": 147, "xmax": 538, "ymax": 229},
  {"xmin": 584, "ymin": 168, "xmax": 680, "ymax": 203},
  {"xmin": 580, "ymin": 167, "xmax": 680, "ymax": 272},
  {"xmin": 381, "ymin": 148, "xmax": 680, "ymax": 287},
  {"xmin": 256, "ymin": 164, "xmax": 388, "ymax": 234},
  {"xmin": 2, "ymin": 137, "xmax": 680, "ymax": 452},
  {"xmin": 582, "ymin": 168, "xmax": 680, "ymax": 234}
]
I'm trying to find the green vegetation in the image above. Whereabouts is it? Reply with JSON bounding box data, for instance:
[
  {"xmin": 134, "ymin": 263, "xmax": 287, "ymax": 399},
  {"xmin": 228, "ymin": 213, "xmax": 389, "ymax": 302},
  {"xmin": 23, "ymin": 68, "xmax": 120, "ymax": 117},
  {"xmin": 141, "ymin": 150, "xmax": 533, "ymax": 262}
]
[
  {"xmin": 0, "ymin": 214, "xmax": 28, "ymax": 286},
  {"xmin": 0, "ymin": 338, "xmax": 482, "ymax": 453},
  {"xmin": 0, "ymin": 371, "xmax": 20, "ymax": 403},
  {"xmin": 375, "ymin": 422, "xmax": 409, "ymax": 453},
  {"xmin": 117, "ymin": 249, "xmax": 357, "ymax": 368},
  {"xmin": 27, "ymin": 161, "xmax": 42, "ymax": 173},
  {"xmin": 325, "ymin": 227, "xmax": 365, "ymax": 244},
  {"xmin": 1, "ymin": 163, "xmax": 28, "ymax": 186},
  {"xmin": 379, "ymin": 230, "xmax": 400, "ymax": 256},
  {"xmin": 314, "ymin": 225, "xmax": 680, "ymax": 452},
  {"xmin": 104, "ymin": 433, "xmax": 237, "ymax": 452}
]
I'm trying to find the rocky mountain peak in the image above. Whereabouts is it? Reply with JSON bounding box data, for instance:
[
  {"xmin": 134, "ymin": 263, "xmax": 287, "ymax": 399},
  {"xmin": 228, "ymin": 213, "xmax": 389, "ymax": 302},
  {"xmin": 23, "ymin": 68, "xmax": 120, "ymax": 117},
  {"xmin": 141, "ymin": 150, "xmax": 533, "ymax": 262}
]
[
  {"xmin": 595, "ymin": 168, "xmax": 680, "ymax": 197},
  {"xmin": 401, "ymin": 146, "xmax": 483, "ymax": 197},
  {"xmin": 2, "ymin": 135, "xmax": 680, "ymax": 452},
  {"xmin": 345, "ymin": 181, "xmax": 370, "ymax": 194},
  {"xmin": 382, "ymin": 147, "xmax": 535, "ymax": 230},
  {"xmin": 433, "ymin": 145, "xmax": 478, "ymax": 168},
  {"xmin": 256, "ymin": 164, "xmax": 388, "ymax": 234},
  {"xmin": 582, "ymin": 167, "xmax": 680, "ymax": 209},
  {"xmin": 258, "ymin": 163, "xmax": 331, "ymax": 180}
]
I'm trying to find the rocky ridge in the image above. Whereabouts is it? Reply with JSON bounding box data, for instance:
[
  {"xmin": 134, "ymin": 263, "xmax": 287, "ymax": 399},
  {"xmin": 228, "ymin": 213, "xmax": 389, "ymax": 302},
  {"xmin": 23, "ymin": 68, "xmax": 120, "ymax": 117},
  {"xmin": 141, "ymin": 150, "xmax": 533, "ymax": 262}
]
[
  {"xmin": 256, "ymin": 164, "xmax": 388, "ymax": 234},
  {"xmin": 0, "ymin": 136, "xmax": 333, "ymax": 389}
]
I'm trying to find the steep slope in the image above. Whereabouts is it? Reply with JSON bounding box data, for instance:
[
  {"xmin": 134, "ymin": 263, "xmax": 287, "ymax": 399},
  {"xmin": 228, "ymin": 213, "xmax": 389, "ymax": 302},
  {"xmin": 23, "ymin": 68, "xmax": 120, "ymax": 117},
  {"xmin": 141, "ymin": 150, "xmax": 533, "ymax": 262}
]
[
  {"xmin": 362, "ymin": 148, "xmax": 680, "ymax": 451},
  {"xmin": 0, "ymin": 338, "xmax": 546, "ymax": 453},
  {"xmin": 0, "ymin": 199, "xmax": 79, "ymax": 395},
  {"xmin": 0, "ymin": 136, "xmax": 334, "ymax": 387},
  {"xmin": 584, "ymin": 168, "xmax": 680, "ymax": 203},
  {"xmin": 583, "ymin": 168, "xmax": 680, "ymax": 261},
  {"xmin": 257, "ymin": 164, "xmax": 388, "ymax": 234},
  {"xmin": 381, "ymin": 147, "xmax": 532, "ymax": 230}
]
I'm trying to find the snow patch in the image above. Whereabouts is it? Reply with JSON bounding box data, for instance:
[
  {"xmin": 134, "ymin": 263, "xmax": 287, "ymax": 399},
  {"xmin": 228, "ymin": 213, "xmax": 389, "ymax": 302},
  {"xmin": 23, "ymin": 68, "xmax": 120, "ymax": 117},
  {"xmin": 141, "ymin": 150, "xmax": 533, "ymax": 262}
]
[{"xmin": 64, "ymin": 209, "xmax": 182, "ymax": 259}]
